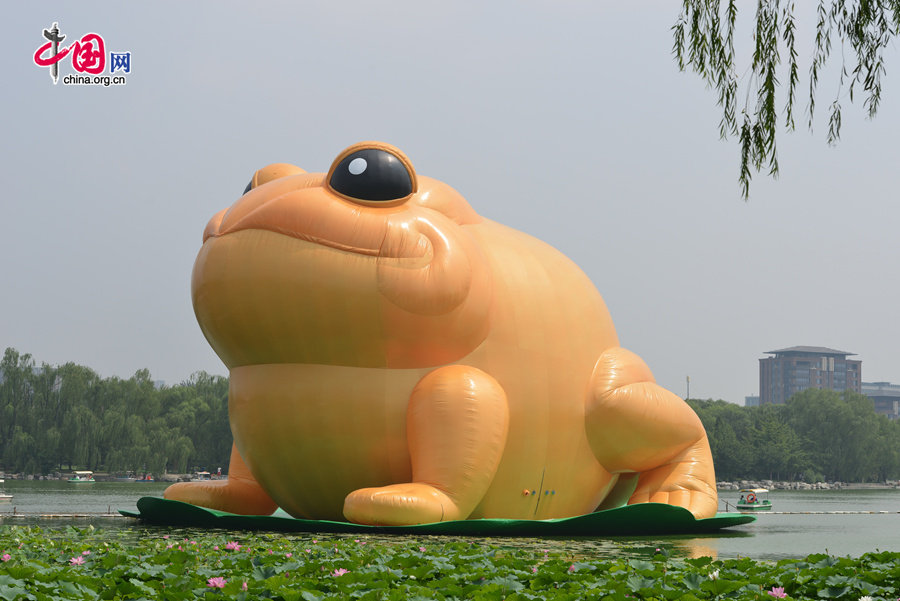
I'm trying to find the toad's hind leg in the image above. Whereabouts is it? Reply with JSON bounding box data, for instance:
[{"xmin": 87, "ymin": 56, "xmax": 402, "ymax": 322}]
[
  {"xmin": 585, "ymin": 347, "xmax": 717, "ymax": 519},
  {"xmin": 343, "ymin": 365, "xmax": 509, "ymax": 526},
  {"xmin": 164, "ymin": 443, "xmax": 278, "ymax": 515}
]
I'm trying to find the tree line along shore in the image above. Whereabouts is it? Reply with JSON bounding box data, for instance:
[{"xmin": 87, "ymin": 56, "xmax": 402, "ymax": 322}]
[
  {"xmin": 2, "ymin": 347, "xmax": 899, "ymax": 482},
  {"xmin": 687, "ymin": 391, "xmax": 900, "ymax": 484},
  {"xmin": 0, "ymin": 348, "xmax": 230, "ymax": 478},
  {"xmin": 0, "ymin": 471, "xmax": 209, "ymax": 482}
]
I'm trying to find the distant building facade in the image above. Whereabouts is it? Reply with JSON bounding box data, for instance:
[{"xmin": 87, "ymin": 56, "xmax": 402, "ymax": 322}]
[
  {"xmin": 862, "ymin": 381, "xmax": 900, "ymax": 420},
  {"xmin": 744, "ymin": 395, "xmax": 760, "ymax": 407},
  {"xmin": 759, "ymin": 346, "xmax": 861, "ymax": 405}
]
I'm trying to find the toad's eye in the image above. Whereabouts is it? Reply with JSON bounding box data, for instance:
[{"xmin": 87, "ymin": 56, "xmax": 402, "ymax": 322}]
[
  {"xmin": 329, "ymin": 147, "xmax": 413, "ymax": 202},
  {"xmin": 242, "ymin": 163, "xmax": 306, "ymax": 195}
]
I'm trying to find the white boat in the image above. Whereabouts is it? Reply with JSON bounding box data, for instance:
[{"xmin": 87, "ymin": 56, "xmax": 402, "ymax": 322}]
[
  {"xmin": 737, "ymin": 488, "xmax": 772, "ymax": 511},
  {"xmin": 68, "ymin": 471, "xmax": 96, "ymax": 483},
  {"xmin": 0, "ymin": 491, "xmax": 11, "ymax": 502}
]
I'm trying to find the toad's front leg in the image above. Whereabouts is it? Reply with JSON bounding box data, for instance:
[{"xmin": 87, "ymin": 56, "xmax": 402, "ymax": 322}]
[
  {"xmin": 585, "ymin": 347, "xmax": 717, "ymax": 519},
  {"xmin": 343, "ymin": 365, "xmax": 509, "ymax": 526}
]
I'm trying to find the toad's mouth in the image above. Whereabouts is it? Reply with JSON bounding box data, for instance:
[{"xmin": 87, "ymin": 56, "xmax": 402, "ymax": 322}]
[
  {"xmin": 201, "ymin": 187, "xmax": 432, "ymax": 262},
  {"xmin": 198, "ymin": 175, "xmax": 481, "ymax": 319}
]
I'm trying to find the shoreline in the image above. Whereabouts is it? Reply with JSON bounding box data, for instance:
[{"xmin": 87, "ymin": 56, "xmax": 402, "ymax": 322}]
[
  {"xmin": 717, "ymin": 479, "xmax": 899, "ymax": 491},
  {"xmin": 4, "ymin": 473, "xmax": 898, "ymax": 490},
  {"xmin": 0, "ymin": 472, "xmax": 199, "ymax": 483}
]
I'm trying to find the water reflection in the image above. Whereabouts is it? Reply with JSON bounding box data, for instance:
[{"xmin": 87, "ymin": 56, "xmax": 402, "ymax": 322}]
[{"xmin": 2, "ymin": 485, "xmax": 898, "ymax": 560}]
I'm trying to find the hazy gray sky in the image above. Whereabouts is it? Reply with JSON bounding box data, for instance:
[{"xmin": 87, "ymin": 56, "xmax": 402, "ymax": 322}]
[{"xmin": 4, "ymin": 2, "xmax": 898, "ymax": 404}]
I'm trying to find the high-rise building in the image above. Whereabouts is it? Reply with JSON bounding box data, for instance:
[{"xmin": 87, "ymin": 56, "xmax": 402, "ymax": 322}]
[
  {"xmin": 759, "ymin": 346, "xmax": 861, "ymax": 405},
  {"xmin": 862, "ymin": 381, "xmax": 900, "ymax": 420}
]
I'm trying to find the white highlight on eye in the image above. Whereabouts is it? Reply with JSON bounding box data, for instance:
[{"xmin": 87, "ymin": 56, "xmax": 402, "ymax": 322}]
[{"xmin": 348, "ymin": 157, "xmax": 367, "ymax": 175}]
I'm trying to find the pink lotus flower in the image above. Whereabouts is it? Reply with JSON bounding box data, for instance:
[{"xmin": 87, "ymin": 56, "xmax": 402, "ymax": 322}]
[
  {"xmin": 69, "ymin": 556, "xmax": 85, "ymax": 566},
  {"xmin": 332, "ymin": 568, "xmax": 350, "ymax": 577},
  {"xmin": 532, "ymin": 566, "xmax": 538, "ymax": 573},
  {"xmin": 419, "ymin": 546, "xmax": 427, "ymax": 552},
  {"xmin": 1, "ymin": 554, "xmax": 11, "ymax": 562},
  {"xmin": 242, "ymin": 582, "xmax": 248, "ymax": 591},
  {"xmin": 207, "ymin": 576, "xmax": 227, "ymax": 589},
  {"xmin": 568, "ymin": 564, "xmax": 576, "ymax": 573},
  {"xmin": 768, "ymin": 586, "xmax": 787, "ymax": 598},
  {"xmin": 285, "ymin": 552, "xmax": 292, "ymax": 558},
  {"xmin": 82, "ymin": 550, "xmax": 91, "ymax": 555},
  {"xmin": 225, "ymin": 541, "xmax": 241, "ymax": 551}
]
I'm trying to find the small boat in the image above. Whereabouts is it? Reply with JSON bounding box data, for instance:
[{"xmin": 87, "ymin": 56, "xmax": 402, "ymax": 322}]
[
  {"xmin": 737, "ymin": 488, "xmax": 772, "ymax": 511},
  {"xmin": 0, "ymin": 492, "xmax": 11, "ymax": 502},
  {"xmin": 68, "ymin": 471, "xmax": 96, "ymax": 483},
  {"xmin": 190, "ymin": 471, "xmax": 212, "ymax": 482},
  {"xmin": 135, "ymin": 474, "xmax": 155, "ymax": 482}
]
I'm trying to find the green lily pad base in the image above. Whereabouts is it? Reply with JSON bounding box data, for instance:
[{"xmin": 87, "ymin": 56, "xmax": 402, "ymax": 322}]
[{"xmin": 122, "ymin": 497, "xmax": 755, "ymax": 536}]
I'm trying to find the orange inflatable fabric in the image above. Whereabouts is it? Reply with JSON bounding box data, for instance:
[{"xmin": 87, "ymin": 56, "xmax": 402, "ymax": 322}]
[{"xmin": 164, "ymin": 141, "xmax": 718, "ymax": 525}]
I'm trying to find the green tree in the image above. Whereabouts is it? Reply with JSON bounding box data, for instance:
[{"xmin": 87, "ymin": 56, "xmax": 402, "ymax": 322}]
[
  {"xmin": 750, "ymin": 404, "xmax": 810, "ymax": 481},
  {"xmin": 1, "ymin": 348, "xmax": 35, "ymax": 449},
  {"xmin": 781, "ymin": 389, "xmax": 885, "ymax": 482},
  {"xmin": 673, "ymin": 1, "xmax": 900, "ymax": 197},
  {"xmin": 161, "ymin": 372, "xmax": 231, "ymax": 473},
  {"xmin": 872, "ymin": 417, "xmax": 900, "ymax": 481},
  {"xmin": 0, "ymin": 348, "xmax": 235, "ymax": 477},
  {"xmin": 689, "ymin": 399, "xmax": 755, "ymax": 480},
  {"xmin": 56, "ymin": 363, "xmax": 100, "ymax": 469},
  {"xmin": 3, "ymin": 426, "xmax": 37, "ymax": 473}
]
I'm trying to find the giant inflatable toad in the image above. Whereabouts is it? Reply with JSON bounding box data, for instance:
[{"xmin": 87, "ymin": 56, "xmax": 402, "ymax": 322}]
[{"xmin": 164, "ymin": 142, "xmax": 718, "ymax": 524}]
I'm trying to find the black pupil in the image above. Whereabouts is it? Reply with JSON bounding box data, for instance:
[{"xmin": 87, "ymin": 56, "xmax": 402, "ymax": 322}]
[{"xmin": 329, "ymin": 148, "xmax": 412, "ymax": 201}]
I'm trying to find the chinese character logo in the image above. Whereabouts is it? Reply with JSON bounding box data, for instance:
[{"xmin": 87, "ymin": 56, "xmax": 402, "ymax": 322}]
[
  {"xmin": 110, "ymin": 52, "xmax": 131, "ymax": 74},
  {"xmin": 33, "ymin": 21, "xmax": 131, "ymax": 86}
]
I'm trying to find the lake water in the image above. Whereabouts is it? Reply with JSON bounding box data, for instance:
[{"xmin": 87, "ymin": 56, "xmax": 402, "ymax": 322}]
[{"xmin": 1, "ymin": 481, "xmax": 898, "ymax": 561}]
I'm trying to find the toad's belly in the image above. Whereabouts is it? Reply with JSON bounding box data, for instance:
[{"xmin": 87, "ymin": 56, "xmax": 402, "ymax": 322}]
[
  {"xmin": 229, "ymin": 364, "xmax": 425, "ymax": 520},
  {"xmin": 231, "ymin": 361, "xmax": 615, "ymax": 521},
  {"xmin": 465, "ymin": 345, "xmax": 617, "ymax": 519}
]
